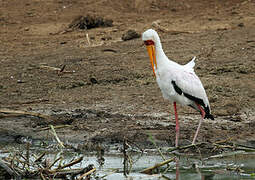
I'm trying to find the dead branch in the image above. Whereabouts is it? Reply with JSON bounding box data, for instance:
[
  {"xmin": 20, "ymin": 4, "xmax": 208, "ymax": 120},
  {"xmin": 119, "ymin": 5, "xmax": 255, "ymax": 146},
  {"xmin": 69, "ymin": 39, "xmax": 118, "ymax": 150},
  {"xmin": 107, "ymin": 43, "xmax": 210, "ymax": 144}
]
[
  {"xmin": 78, "ymin": 167, "xmax": 96, "ymax": 180},
  {"xmin": 123, "ymin": 139, "xmax": 129, "ymax": 177},
  {"xmin": 167, "ymin": 142, "xmax": 206, "ymax": 152},
  {"xmin": 50, "ymin": 125, "xmax": 65, "ymax": 148},
  {"xmin": 26, "ymin": 143, "xmax": 30, "ymax": 168},
  {"xmin": 34, "ymin": 152, "xmax": 46, "ymax": 163},
  {"xmin": 37, "ymin": 125, "xmax": 71, "ymax": 131},
  {"xmin": 56, "ymin": 156, "xmax": 83, "ymax": 170},
  {"xmin": 140, "ymin": 157, "xmax": 175, "ymax": 174},
  {"xmin": 39, "ymin": 65, "xmax": 75, "ymax": 75},
  {"xmin": 49, "ymin": 156, "xmax": 62, "ymax": 169},
  {"xmin": 0, "ymin": 159, "xmax": 21, "ymax": 180},
  {"xmin": 0, "ymin": 108, "xmax": 53, "ymax": 122},
  {"xmin": 1, "ymin": 150, "xmax": 88, "ymax": 179}
]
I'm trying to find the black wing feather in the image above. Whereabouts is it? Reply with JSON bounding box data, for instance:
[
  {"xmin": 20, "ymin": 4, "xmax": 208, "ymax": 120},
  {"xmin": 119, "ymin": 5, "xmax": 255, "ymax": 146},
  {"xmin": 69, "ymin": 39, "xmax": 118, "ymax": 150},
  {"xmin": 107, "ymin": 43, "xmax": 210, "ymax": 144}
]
[{"xmin": 171, "ymin": 80, "xmax": 214, "ymax": 120}]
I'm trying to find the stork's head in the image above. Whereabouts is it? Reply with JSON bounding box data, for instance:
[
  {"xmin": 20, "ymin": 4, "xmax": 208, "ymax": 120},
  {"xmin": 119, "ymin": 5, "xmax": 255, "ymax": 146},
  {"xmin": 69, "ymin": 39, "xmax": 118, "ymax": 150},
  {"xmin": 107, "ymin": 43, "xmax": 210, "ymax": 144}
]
[{"xmin": 142, "ymin": 29, "xmax": 159, "ymax": 77}]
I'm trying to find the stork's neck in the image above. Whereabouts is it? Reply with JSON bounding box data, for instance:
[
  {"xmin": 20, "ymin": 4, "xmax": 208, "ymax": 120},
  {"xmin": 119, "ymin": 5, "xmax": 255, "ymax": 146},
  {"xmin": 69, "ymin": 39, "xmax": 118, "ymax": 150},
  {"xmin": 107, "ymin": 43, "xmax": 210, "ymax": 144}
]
[
  {"xmin": 154, "ymin": 34, "xmax": 163, "ymax": 51},
  {"xmin": 154, "ymin": 37, "xmax": 169, "ymax": 66}
]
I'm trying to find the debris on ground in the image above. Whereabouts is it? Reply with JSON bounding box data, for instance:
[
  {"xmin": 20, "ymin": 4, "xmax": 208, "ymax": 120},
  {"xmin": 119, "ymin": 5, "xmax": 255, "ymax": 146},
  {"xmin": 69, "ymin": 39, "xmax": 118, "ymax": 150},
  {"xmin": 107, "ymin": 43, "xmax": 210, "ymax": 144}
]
[
  {"xmin": 0, "ymin": 146, "xmax": 95, "ymax": 179},
  {"xmin": 121, "ymin": 30, "xmax": 141, "ymax": 41},
  {"xmin": 68, "ymin": 15, "xmax": 113, "ymax": 30}
]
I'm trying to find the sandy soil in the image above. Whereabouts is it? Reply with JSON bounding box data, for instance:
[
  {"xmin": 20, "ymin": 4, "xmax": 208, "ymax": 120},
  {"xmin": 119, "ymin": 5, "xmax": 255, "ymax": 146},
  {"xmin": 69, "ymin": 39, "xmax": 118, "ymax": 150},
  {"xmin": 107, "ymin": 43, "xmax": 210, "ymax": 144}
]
[{"xmin": 0, "ymin": 0, "xmax": 255, "ymax": 150}]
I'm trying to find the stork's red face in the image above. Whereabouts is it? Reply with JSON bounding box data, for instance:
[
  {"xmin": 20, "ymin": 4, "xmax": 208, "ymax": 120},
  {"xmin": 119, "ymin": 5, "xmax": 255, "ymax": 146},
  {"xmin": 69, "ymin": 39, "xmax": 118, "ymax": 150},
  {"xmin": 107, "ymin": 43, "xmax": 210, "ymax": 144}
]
[{"xmin": 144, "ymin": 40, "xmax": 157, "ymax": 76}]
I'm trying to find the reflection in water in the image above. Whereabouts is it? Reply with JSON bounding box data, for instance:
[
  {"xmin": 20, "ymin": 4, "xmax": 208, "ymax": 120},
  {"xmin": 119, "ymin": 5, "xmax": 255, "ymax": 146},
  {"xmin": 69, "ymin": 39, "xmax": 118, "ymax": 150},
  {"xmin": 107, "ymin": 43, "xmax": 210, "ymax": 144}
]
[
  {"xmin": 176, "ymin": 157, "xmax": 180, "ymax": 180},
  {"xmin": 1, "ymin": 143, "xmax": 255, "ymax": 179}
]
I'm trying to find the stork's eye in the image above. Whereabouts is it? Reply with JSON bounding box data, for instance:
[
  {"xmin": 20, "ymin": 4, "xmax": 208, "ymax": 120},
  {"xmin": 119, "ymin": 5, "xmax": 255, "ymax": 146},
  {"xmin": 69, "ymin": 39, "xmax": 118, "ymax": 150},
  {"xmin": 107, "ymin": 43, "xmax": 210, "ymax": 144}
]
[{"xmin": 144, "ymin": 40, "xmax": 155, "ymax": 46}]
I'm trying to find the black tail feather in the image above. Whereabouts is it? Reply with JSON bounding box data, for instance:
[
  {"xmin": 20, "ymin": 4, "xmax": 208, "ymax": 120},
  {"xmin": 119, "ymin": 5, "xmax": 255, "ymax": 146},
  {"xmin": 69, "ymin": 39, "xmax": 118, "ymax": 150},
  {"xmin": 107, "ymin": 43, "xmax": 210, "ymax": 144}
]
[
  {"xmin": 205, "ymin": 113, "xmax": 214, "ymax": 120},
  {"xmin": 188, "ymin": 104, "xmax": 214, "ymax": 120},
  {"xmin": 204, "ymin": 106, "xmax": 214, "ymax": 120}
]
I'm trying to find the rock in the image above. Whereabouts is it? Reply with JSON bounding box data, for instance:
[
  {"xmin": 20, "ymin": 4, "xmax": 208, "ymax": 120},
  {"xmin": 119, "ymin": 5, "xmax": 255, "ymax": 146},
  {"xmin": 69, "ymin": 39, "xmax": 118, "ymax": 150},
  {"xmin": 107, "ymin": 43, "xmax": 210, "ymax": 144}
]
[
  {"xmin": 121, "ymin": 30, "xmax": 140, "ymax": 41},
  {"xmin": 90, "ymin": 77, "xmax": 98, "ymax": 84},
  {"xmin": 24, "ymin": 27, "xmax": 29, "ymax": 31},
  {"xmin": 238, "ymin": 23, "xmax": 244, "ymax": 27}
]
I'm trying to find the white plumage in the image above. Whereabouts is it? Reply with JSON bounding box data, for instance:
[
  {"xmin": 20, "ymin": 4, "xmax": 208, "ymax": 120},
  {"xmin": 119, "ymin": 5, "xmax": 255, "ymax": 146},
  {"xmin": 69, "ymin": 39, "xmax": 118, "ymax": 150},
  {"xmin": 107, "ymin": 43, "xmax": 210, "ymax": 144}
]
[{"xmin": 142, "ymin": 29, "xmax": 214, "ymax": 146}]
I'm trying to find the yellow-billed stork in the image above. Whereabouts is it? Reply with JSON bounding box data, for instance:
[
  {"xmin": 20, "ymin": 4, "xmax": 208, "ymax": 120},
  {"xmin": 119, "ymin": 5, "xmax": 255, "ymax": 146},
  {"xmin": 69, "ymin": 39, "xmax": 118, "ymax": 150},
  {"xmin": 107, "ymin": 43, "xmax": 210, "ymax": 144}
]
[{"xmin": 142, "ymin": 29, "xmax": 214, "ymax": 147}]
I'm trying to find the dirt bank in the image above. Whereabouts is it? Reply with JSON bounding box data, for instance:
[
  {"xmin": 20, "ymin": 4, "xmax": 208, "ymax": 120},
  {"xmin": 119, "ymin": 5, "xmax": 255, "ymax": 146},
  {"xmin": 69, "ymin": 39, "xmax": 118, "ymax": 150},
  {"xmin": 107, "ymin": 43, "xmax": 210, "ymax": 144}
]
[{"xmin": 0, "ymin": 0, "xmax": 255, "ymax": 149}]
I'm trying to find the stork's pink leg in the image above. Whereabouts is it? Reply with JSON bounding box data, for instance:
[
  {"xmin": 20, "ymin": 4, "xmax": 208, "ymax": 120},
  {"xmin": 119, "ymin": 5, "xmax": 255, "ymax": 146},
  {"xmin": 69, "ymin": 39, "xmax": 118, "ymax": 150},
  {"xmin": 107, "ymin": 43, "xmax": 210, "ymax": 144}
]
[
  {"xmin": 192, "ymin": 104, "xmax": 205, "ymax": 145},
  {"xmin": 174, "ymin": 102, "xmax": 179, "ymax": 147},
  {"xmin": 175, "ymin": 157, "xmax": 180, "ymax": 180}
]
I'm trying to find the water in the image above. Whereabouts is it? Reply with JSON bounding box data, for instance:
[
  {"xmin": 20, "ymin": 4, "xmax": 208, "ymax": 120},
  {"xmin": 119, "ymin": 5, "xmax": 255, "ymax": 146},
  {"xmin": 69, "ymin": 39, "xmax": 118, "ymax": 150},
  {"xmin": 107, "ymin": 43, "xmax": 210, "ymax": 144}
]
[{"xmin": 1, "ymin": 142, "xmax": 255, "ymax": 180}]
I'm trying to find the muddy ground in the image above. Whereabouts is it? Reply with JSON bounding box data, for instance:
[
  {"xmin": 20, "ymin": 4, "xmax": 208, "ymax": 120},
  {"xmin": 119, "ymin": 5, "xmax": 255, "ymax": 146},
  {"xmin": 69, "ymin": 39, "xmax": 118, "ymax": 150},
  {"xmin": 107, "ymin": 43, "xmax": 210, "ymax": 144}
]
[{"xmin": 0, "ymin": 0, "xmax": 255, "ymax": 150}]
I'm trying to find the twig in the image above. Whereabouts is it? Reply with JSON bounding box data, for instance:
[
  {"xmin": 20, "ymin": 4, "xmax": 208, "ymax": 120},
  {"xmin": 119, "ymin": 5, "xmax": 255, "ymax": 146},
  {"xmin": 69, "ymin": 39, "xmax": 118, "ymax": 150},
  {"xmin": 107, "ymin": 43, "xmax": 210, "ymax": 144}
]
[
  {"xmin": 205, "ymin": 150, "xmax": 246, "ymax": 160},
  {"xmin": 37, "ymin": 125, "xmax": 71, "ymax": 131},
  {"xmin": 167, "ymin": 142, "xmax": 206, "ymax": 152},
  {"xmin": 26, "ymin": 143, "xmax": 30, "ymax": 168},
  {"xmin": 213, "ymin": 137, "xmax": 233, "ymax": 145},
  {"xmin": 212, "ymin": 137, "xmax": 255, "ymax": 152},
  {"xmin": 0, "ymin": 108, "xmax": 53, "ymax": 122},
  {"xmin": 49, "ymin": 156, "xmax": 62, "ymax": 169},
  {"xmin": 0, "ymin": 159, "xmax": 21, "ymax": 179},
  {"xmin": 59, "ymin": 65, "xmax": 66, "ymax": 73},
  {"xmin": 126, "ymin": 139, "xmax": 144, "ymax": 153},
  {"xmin": 234, "ymin": 143, "xmax": 255, "ymax": 149},
  {"xmin": 39, "ymin": 65, "xmax": 61, "ymax": 71},
  {"xmin": 0, "ymin": 150, "xmax": 10, "ymax": 153},
  {"xmin": 39, "ymin": 65, "xmax": 75, "ymax": 74},
  {"xmin": 40, "ymin": 172, "xmax": 46, "ymax": 180},
  {"xmin": 56, "ymin": 157, "xmax": 83, "ymax": 170},
  {"xmin": 34, "ymin": 152, "xmax": 46, "ymax": 163},
  {"xmin": 86, "ymin": 33, "xmax": 91, "ymax": 46},
  {"xmin": 127, "ymin": 152, "xmax": 133, "ymax": 174},
  {"xmin": 140, "ymin": 157, "xmax": 175, "ymax": 174},
  {"xmin": 215, "ymin": 144, "xmax": 255, "ymax": 152},
  {"xmin": 100, "ymin": 169, "xmax": 119, "ymax": 179},
  {"xmin": 123, "ymin": 138, "xmax": 129, "ymax": 177},
  {"xmin": 50, "ymin": 125, "xmax": 65, "ymax": 148},
  {"xmin": 2, "ymin": 145, "xmax": 89, "ymax": 179},
  {"xmin": 78, "ymin": 167, "xmax": 96, "ymax": 180},
  {"xmin": 161, "ymin": 174, "xmax": 172, "ymax": 180},
  {"xmin": 148, "ymin": 133, "xmax": 166, "ymax": 161}
]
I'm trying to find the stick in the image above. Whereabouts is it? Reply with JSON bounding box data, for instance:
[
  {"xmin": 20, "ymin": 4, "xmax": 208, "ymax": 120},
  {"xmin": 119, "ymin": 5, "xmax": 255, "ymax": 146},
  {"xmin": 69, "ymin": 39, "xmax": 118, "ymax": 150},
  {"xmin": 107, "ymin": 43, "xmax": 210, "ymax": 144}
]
[
  {"xmin": 167, "ymin": 142, "xmax": 206, "ymax": 152},
  {"xmin": 0, "ymin": 108, "xmax": 52, "ymax": 121},
  {"xmin": 78, "ymin": 167, "xmax": 96, "ymax": 180},
  {"xmin": 49, "ymin": 156, "xmax": 62, "ymax": 169},
  {"xmin": 26, "ymin": 143, "xmax": 30, "ymax": 168},
  {"xmin": 205, "ymin": 150, "xmax": 246, "ymax": 159},
  {"xmin": 140, "ymin": 157, "xmax": 175, "ymax": 174},
  {"xmin": 234, "ymin": 143, "xmax": 255, "ymax": 149},
  {"xmin": 39, "ymin": 65, "xmax": 75, "ymax": 74},
  {"xmin": 38, "ymin": 125, "xmax": 71, "ymax": 131},
  {"xmin": 39, "ymin": 65, "xmax": 61, "ymax": 71},
  {"xmin": 215, "ymin": 144, "xmax": 255, "ymax": 152},
  {"xmin": 148, "ymin": 133, "xmax": 166, "ymax": 161},
  {"xmin": 56, "ymin": 157, "xmax": 83, "ymax": 170},
  {"xmin": 100, "ymin": 169, "xmax": 118, "ymax": 179},
  {"xmin": 34, "ymin": 152, "xmax": 46, "ymax": 162},
  {"xmin": 59, "ymin": 65, "xmax": 66, "ymax": 73},
  {"xmin": 0, "ymin": 159, "xmax": 21, "ymax": 179},
  {"xmin": 123, "ymin": 139, "xmax": 128, "ymax": 177},
  {"xmin": 213, "ymin": 137, "xmax": 233, "ymax": 145},
  {"xmin": 50, "ymin": 125, "xmax": 65, "ymax": 148},
  {"xmin": 40, "ymin": 172, "xmax": 47, "ymax": 180},
  {"xmin": 86, "ymin": 33, "xmax": 91, "ymax": 46}
]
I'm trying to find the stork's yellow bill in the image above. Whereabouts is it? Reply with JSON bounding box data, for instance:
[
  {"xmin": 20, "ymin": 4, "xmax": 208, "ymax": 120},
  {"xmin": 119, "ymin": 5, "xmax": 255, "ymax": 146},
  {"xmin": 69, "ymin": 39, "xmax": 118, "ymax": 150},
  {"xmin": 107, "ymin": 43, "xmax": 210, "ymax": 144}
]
[{"xmin": 144, "ymin": 41, "xmax": 157, "ymax": 76}]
